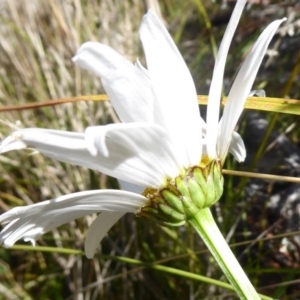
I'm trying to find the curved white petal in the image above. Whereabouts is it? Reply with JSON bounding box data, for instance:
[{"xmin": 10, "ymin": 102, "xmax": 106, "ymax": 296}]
[
  {"xmin": 0, "ymin": 190, "xmax": 146, "ymax": 248},
  {"xmin": 85, "ymin": 122, "xmax": 182, "ymax": 187},
  {"xmin": 85, "ymin": 212, "xmax": 124, "ymax": 259},
  {"xmin": 228, "ymin": 132, "xmax": 246, "ymax": 163},
  {"xmin": 218, "ymin": 18, "xmax": 286, "ymax": 160},
  {"xmin": 0, "ymin": 124, "xmax": 180, "ymax": 188},
  {"xmin": 0, "ymin": 129, "xmax": 107, "ymax": 176},
  {"xmin": 206, "ymin": 0, "xmax": 246, "ymax": 159},
  {"xmin": 0, "ymin": 129, "xmax": 91, "ymax": 165},
  {"xmin": 72, "ymin": 42, "xmax": 165, "ymax": 126},
  {"xmin": 139, "ymin": 10, "xmax": 202, "ymax": 167}
]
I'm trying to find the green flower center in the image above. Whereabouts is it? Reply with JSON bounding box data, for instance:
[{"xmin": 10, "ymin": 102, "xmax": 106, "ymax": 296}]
[{"xmin": 137, "ymin": 157, "xmax": 224, "ymax": 227}]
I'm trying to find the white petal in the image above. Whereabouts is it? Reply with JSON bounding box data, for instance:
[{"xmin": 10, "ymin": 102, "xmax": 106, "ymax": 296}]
[
  {"xmin": 139, "ymin": 10, "xmax": 202, "ymax": 167},
  {"xmin": 228, "ymin": 132, "xmax": 246, "ymax": 163},
  {"xmin": 85, "ymin": 123, "xmax": 182, "ymax": 187},
  {"xmin": 85, "ymin": 212, "xmax": 124, "ymax": 259},
  {"xmin": 0, "ymin": 129, "xmax": 94, "ymax": 165},
  {"xmin": 0, "ymin": 190, "xmax": 147, "ymax": 248},
  {"xmin": 72, "ymin": 42, "xmax": 165, "ymax": 126},
  {"xmin": 0, "ymin": 125, "xmax": 179, "ymax": 188},
  {"xmin": 218, "ymin": 18, "xmax": 286, "ymax": 160},
  {"xmin": 0, "ymin": 129, "xmax": 110, "ymax": 177},
  {"xmin": 206, "ymin": 0, "xmax": 246, "ymax": 159}
]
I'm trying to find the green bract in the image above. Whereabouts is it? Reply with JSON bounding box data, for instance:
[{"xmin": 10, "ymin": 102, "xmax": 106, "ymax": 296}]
[{"xmin": 139, "ymin": 159, "xmax": 223, "ymax": 226}]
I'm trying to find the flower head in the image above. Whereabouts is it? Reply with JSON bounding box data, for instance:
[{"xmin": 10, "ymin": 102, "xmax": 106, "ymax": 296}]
[{"xmin": 0, "ymin": 1, "xmax": 285, "ymax": 258}]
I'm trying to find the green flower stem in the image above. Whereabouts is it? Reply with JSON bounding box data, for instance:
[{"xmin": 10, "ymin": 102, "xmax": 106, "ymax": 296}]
[{"xmin": 188, "ymin": 207, "xmax": 260, "ymax": 300}]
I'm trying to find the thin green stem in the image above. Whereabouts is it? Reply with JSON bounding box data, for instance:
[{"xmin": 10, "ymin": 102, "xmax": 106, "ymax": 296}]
[
  {"xmin": 188, "ymin": 207, "xmax": 261, "ymax": 300},
  {"xmin": 7, "ymin": 244, "xmax": 273, "ymax": 299},
  {"xmin": 193, "ymin": 0, "xmax": 218, "ymax": 59}
]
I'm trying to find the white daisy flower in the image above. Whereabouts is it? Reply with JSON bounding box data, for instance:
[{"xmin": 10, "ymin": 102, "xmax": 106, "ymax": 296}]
[{"xmin": 0, "ymin": 1, "xmax": 285, "ymax": 261}]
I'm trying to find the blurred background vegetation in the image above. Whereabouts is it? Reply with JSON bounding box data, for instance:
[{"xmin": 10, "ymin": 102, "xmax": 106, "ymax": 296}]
[{"xmin": 0, "ymin": 0, "xmax": 300, "ymax": 299}]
